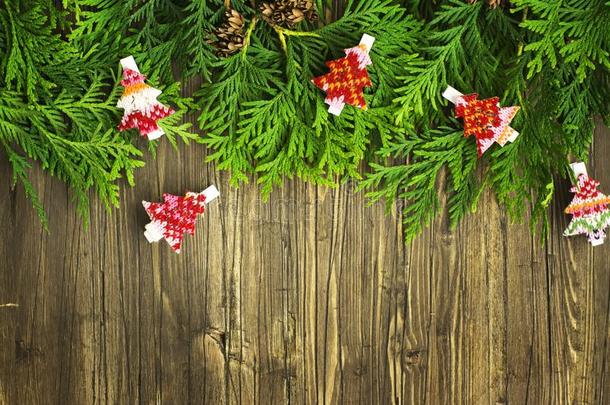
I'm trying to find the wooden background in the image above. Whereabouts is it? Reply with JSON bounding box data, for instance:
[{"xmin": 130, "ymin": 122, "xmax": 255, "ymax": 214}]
[{"xmin": 1, "ymin": 112, "xmax": 609, "ymax": 404}]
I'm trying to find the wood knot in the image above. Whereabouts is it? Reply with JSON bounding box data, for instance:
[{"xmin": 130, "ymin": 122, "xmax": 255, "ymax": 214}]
[
  {"xmin": 15, "ymin": 339, "xmax": 42, "ymax": 361},
  {"xmin": 404, "ymin": 350, "xmax": 422, "ymax": 365}
]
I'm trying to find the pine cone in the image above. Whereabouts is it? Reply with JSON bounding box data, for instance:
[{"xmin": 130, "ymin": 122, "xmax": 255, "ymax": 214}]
[
  {"xmin": 467, "ymin": 0, "xmax": 507, "ymax": 8},
  {"xmin": 259, "ymin": 0, "xmax": 318, "ymax": 28},
  {"xmin": 211, "ymin": 9, "xmax": 246, "ymax": 57}
]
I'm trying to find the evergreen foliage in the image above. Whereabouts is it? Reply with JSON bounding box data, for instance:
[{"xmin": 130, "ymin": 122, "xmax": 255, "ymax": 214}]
[
  {"xmin": 0, "ymin": 0, "xmax": 608, "ymax": 243},
  {"xmin": 366, "ymin": 0, "xmax": 610, "ymax": 241},
  {"xmin": 0, "ymin": 0, "xmax": 196, "ymax": 227},
  {"xmin": 198, "ymin": 0, "xmax": 421, "ymax": 195}
]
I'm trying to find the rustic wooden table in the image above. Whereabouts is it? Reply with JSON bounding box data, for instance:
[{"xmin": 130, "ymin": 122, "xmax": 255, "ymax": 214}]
[{"xmin": 0, "ymin": 119, "xmax": 609, "ymax": 403}]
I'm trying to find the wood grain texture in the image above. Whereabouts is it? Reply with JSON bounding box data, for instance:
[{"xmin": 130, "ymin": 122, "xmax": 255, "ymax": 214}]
[{"xmin": 1, "ymin": 110, "xmax": 609, "ymax": 404}]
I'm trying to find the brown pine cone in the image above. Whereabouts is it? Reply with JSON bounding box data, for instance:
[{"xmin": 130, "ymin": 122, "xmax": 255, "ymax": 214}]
[
  {"xmin": 259, "ymin": 0, "xmax": 318, "ymax": 28},
  {"xmin": 211, "ymin": 9, "xmax": 246, "ymax": 57}
]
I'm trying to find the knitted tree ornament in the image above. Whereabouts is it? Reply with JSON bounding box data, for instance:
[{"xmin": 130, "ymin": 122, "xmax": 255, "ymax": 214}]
[
  {"xmin": 564, "ymin": 163, "xmax": 610, "ymax": 246},
  {"xmin": 443, "ymin": 86, "xmax": 520, "ymax": 157},
  {"xmin": 117, "ymin": 56, "xmax": 174, "ymax": 140},
  {"xmin": 143, "ymin": 186, "xmax": 220, "ymax": 253},
  {"xmin": 312, "ymin": 34, "xmax": 375, "ymax": 116}
]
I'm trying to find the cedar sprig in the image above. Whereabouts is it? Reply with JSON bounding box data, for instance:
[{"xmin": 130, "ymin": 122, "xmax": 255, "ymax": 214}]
[
  {"xmin": 0, "ymin": 0, "xmax": 196, "ymax": 227},
  {"xmin": 199, "ymin": 0, "xmax": 422, "ymax": 197},
  {"xmin": 366, "ymin": 0, "xmax": 610, "ymax": 242}
]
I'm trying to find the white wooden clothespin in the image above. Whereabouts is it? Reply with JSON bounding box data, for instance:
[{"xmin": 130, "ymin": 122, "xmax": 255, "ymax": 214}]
[
  {"xmin": 359, "ymin": 34, "xmax": 375, "ymax": 52},
  {"xmin": 325, "ymin": 34, "xmax": 376, "ymax": 116},
  {"xmin": 120, "ymin": 56, "xmax": 140, "ymax": 73},
  {"xmin": 201, "ymin": 185, "xmax": 220, "ymax": 203},
  {"xmin": 143, "ymin": 185, "xmax": 220, "ymax": 243},
  {"xmin": 442, "ymin": 85, "xmax": 520, "ymax": 143},
  {"xmin": 143, "ymin": 222, "xmax": 164, "ymax": 243},
  {"xmin": 442, "ymin": 85, "xmax": 464, "ymax": 105},
  {"xmin": 569, "ymin": 162, "xmax": 588, "ymax": 180},
  {"xmin": 565, "ymin": 162, "xmax": 607, "ymax": 246}
]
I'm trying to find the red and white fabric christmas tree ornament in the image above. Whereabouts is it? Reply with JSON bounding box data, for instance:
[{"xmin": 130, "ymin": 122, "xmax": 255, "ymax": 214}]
[
  {"xmin": 564, "ymin": 162, "xmax": 610, "ymax": 246},
  {"xmin": 143, "ymin": 185, "xmax": 220, "ymax": 253},
  {"xmin": 442, "ymin": 86, "xmax": 520, "ymax": 157},
  {"xmin": 117, "ymin": 56, "xmax": 174, "ymax": 140},
  {"xmin": 312, "ymin": 34, "xmax": 375, "ymax": 116}
]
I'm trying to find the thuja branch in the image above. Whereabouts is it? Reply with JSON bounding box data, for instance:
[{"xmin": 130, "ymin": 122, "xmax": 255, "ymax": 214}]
[
  {"xmin": 273, "ymin": 25, "xmax": 320, "ymax": 53},
  {"xmin": 241, "ymin": 16, "xmax": 258, "ymax": 58}
]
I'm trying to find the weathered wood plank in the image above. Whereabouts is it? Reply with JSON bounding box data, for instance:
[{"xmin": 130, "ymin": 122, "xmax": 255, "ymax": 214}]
[
  {"xmin": 504, "ymin": 215, "xmax": 551, "ymax": 405},
  {"xmin": 313, "ymin": 186, "xmax": 341, "ymax": 404},
  {"xmin": 589, "ymin": 123, "xmax": 610, "ymax": 405},
  {"xmin": 0, "ymin": 155, "xmax": 18, "ymax": 405}
]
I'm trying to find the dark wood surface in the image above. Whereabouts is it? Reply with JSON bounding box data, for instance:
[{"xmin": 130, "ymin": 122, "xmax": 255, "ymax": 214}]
[{"xmin": 0, "ymin": 114, "xmax": 609, "ymax": 404}]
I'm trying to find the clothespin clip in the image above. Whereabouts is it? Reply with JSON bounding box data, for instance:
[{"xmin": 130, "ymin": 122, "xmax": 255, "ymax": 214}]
[
  {"xmin": 143, "ymin": 185, "xmax": 220, "ymax": 253},
  {"xmin": 442, "ymin": 85, "xmax": 520, "ymax": 156},
  {"xmin": 359, "ymin": 34, "xmax": 375, "ymax": 53},
  {"xmin": 442, "ymin": 85, "xmax": 520, "ymax": 141},
  {"xmin": 312, "ymin": 34, "xmax": 375, "ymax": 116},
  {"xmin": 200, "ymin": 185, "xmax": 221, "ymax": 202},
  {"xmin": 569, "ymin": 161, "xmax": 588, "ymax": 181},
  {"xmin": 120, "ymin": 56, "xmax": 140, "ymax": 73},
  {"xmin": 442, "ymin": 85, "xmax": 464, "ymax": 105},
  {"xmin": 117, "ymin": 55, "xmax": 175, "ymax": 141},
  {"xmin": 564, "ymin": 162, "xmax": 610, "ymax": 246}
]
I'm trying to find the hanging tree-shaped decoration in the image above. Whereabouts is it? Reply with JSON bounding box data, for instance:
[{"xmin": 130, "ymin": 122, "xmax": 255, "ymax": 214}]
[
  {"xmin": 564, "ymin": 162, "xmax": 610, "ymax": 246},
  {"xmin": 143, "ymin": 186, "xmax": 220, "ymax": 253},
  {"xmin": 117, "ymin": 56, "xmax": 174, "ymax": 140},
  {"xmin": 442, "ymin": 86, "xmax": 520, "ymax": 157},
  {"xmin": 312, "ymin": 34, "xmax": 375, "ymax": 116}
]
